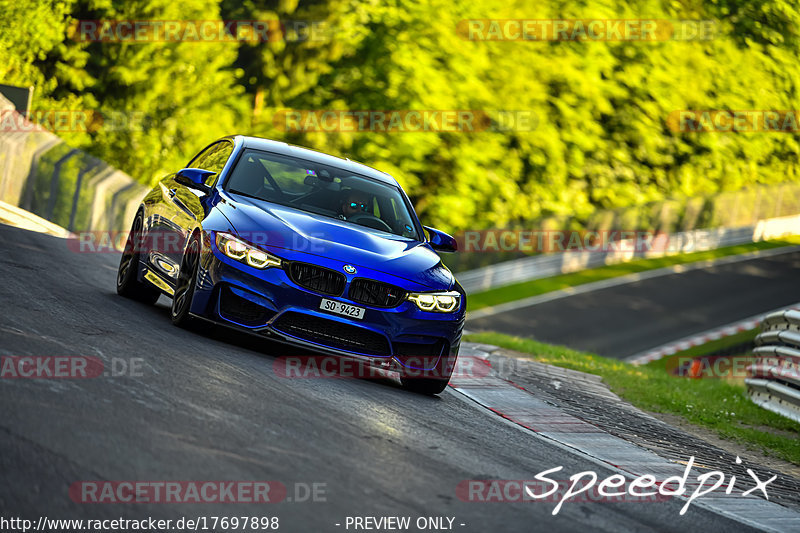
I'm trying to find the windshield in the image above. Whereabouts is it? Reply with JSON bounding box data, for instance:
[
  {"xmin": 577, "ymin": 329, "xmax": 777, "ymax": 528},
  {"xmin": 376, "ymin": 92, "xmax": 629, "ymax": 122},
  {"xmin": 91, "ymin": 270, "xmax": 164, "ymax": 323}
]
[{"xmin": 224, "ymin": 149, "xmax": 420, "ymax": 240}]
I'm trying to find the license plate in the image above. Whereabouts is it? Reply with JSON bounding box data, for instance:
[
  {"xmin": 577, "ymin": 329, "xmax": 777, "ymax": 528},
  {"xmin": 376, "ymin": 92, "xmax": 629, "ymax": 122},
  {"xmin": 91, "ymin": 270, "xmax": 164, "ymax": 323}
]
[{"xmin": 319, "ymin": 298, "xmax": 365, "ymax": 319}]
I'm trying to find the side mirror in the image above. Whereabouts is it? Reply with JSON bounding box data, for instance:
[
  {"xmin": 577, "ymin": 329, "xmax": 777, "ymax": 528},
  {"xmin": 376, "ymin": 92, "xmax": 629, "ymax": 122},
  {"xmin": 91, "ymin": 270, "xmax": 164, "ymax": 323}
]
[
  {"xmin": 175, "ymin": 168, "xmax": 214, "ymax": 194},
  {"xmin": 424, "ymin": 226, "xmax": 458, "ymax": 253}
]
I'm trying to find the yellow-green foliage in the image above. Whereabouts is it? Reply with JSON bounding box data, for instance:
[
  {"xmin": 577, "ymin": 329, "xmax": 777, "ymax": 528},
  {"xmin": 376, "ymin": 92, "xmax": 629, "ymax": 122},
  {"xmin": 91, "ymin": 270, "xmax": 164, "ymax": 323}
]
[{"xmin": 4, "ymin": 0, "xmax": 800, "ymax": 234}]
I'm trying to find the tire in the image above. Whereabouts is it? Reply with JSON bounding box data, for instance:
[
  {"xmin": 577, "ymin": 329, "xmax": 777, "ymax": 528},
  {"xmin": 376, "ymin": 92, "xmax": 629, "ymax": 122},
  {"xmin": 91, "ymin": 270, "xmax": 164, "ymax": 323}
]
[
  {"xmin": 171, "ymin": 235, "xmax": 201, "ymax": 328},
  {"xmin": 117, "ymin": 211, "xmax": 161, "ymax": 305},
  {"xmin": 400, "ymin": 376, "xmax": 449, "ymax": 395}
]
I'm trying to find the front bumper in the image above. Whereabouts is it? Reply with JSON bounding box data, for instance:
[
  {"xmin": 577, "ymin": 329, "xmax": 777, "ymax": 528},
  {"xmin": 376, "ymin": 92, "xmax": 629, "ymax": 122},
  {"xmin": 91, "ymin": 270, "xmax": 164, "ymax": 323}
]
[{"xmin": 189, "ymin": 240, "xmax": 465, "ymax": 378}]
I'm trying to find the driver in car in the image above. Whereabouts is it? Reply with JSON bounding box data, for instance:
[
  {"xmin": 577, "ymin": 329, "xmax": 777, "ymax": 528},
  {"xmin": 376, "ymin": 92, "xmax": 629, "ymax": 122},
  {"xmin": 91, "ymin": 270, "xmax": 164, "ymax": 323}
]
[{"xmin": 340, "ymin": 190, "xmax": 371, "ymax": 219}]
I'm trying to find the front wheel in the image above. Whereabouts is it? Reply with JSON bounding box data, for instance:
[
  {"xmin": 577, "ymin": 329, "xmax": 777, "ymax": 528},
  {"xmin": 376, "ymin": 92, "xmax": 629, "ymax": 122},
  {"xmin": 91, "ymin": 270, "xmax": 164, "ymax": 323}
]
[
  {"xmin": 117, "ymin": 212, "xmax": 160, "ymax": 305},
  {"xmin": 171, "ymin": 235, "xmax": 200, "ymax": 327},
  {"xmin": 400, "ymin": 377, "xmax": 449, "ymax": 395}
]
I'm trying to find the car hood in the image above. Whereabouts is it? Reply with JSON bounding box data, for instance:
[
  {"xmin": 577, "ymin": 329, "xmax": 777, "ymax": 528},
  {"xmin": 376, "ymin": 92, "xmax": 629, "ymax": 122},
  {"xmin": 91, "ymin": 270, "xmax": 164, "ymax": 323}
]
[{"xmin": 215, "ymin": 194, "xmax": 454, "ymax": 290}]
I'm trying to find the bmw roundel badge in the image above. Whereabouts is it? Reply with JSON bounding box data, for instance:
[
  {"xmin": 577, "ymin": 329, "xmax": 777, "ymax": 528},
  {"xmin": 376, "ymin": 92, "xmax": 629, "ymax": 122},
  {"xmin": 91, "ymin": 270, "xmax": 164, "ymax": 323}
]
[{"xmin": 343, "ymin": 264, "xmax": 357, "ymax": 274}]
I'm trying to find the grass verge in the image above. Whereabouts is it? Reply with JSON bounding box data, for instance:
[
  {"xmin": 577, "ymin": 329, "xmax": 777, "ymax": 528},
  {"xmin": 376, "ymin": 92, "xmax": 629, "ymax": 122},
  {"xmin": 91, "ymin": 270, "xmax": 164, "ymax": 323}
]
[
  {"xmin": 467, "ymin": 237, "xmax": 800, "ymax": 312},
  {"xmin": 464, "ymin": 331, "xmax": 800, "ymax": 465}
]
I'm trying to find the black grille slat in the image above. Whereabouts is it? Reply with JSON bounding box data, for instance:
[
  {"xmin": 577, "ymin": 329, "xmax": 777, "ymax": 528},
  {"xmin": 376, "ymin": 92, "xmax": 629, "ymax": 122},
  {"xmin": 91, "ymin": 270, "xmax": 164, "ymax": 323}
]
[
  {"xmin": 272, "ymin": 312, "xmax": 390, "ymax": 355},
  {"xmin": 348, "ymin": 278, "xmax": 406, "ymax": 308},
  {"xmin": 287, "ymin": 262, "xmax": 346, "ymax": 296}
]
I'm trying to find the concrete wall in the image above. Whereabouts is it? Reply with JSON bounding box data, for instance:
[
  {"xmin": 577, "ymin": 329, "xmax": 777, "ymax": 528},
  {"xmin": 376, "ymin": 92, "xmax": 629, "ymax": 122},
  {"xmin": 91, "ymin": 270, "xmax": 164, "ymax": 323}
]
[{"xmin": 0, "ymin": 95, "xmax": 147, "ymax": 232}]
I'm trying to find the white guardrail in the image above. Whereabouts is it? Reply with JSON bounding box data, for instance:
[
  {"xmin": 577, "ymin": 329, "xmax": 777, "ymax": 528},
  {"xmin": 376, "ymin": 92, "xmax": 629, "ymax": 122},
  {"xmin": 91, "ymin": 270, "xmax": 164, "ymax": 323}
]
[
  {"xmin": 746, "ymin": 309, "xmax": 800, "ymax": 423},
  {"xmin": 457, "ymin": 215, "xmax": 800, "ymax": 294}
]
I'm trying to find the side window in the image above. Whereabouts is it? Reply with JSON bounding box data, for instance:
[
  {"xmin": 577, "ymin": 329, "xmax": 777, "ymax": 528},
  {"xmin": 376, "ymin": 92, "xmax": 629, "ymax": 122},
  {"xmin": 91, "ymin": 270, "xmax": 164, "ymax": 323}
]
[
  {"xmin": 187, "ymin": 142, "xmax": 234, "ymax": 186},
  {"xmin": 188, "ymin": 143, "xmax": 219, "ymax": 169},
  {"xmin": 201, "ymin": 143, "xmax": 233, "ymax": 186}
]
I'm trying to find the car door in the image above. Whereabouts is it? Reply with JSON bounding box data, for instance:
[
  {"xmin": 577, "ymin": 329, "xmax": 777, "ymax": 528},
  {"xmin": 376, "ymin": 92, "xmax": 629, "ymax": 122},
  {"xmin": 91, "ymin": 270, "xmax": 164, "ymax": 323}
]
[{"xmin": 156, "ymin": 141, "xmax": 234, "ymax": 284}]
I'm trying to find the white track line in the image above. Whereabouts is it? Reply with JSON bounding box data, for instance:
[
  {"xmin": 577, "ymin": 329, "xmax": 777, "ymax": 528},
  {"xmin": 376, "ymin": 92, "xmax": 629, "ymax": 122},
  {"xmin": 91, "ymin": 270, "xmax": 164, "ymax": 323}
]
[{"xmin": 625, "ymin": 302, "xmax": 800, "ymax": 365}]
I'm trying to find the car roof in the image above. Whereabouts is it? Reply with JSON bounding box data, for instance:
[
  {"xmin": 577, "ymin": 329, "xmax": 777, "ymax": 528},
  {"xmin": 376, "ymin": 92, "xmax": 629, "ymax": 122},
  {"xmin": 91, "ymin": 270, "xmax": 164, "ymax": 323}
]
[{"xmin": 224, "ymin": 135, "xmax": 399, "ymax": 186}]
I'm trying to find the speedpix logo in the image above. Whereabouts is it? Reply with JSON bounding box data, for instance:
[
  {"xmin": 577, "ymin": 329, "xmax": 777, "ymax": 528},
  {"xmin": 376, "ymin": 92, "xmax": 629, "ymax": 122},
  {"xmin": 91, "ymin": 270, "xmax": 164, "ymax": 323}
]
[{"xmin": 457, "ymin": 456, "xmax": 776, "ymax": 516}]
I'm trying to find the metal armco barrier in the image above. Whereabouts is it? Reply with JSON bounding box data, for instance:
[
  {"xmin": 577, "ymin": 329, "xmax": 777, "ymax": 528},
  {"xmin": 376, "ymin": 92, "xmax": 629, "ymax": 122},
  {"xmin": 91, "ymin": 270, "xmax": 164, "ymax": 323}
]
[{"xmin": 746, "ymin": 309, "xmax": 800, "ymax": 423}]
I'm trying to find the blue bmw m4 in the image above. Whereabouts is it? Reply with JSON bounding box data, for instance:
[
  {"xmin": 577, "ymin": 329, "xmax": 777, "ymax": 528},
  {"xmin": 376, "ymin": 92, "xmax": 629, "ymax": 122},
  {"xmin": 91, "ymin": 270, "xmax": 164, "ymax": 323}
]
[{"xmin": 117, "ymin": 135, "xmax": 465, "ymax": 394}]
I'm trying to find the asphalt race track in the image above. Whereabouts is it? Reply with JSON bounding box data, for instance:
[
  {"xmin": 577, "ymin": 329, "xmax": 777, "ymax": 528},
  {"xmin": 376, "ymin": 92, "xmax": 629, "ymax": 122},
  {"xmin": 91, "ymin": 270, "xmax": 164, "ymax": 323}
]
[
  {"xmin": 468, "ymin": 250, "xmax": 800, "ymax": 359},
  {"xmin": 0, "ymin": 223, "xmax": 772, "ymax": 531}
]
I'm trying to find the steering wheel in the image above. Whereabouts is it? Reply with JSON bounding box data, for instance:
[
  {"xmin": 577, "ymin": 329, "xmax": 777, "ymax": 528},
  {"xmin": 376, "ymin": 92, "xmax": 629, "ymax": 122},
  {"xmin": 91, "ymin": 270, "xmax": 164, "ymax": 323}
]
[{"xmin": 347, "ymin": 213, "xmax": 393, "ymax": 233}]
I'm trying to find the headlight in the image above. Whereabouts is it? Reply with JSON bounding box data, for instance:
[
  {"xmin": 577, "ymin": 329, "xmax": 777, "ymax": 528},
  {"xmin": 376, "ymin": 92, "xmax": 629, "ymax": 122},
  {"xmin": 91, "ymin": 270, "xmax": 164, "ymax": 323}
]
[
  {"xmin": 215, "ymin": 232, "xmax": 282, "ymax": 269},
  {"xmin": 407, "ymin": 291, "xmax": 461, "ymax": 313}
]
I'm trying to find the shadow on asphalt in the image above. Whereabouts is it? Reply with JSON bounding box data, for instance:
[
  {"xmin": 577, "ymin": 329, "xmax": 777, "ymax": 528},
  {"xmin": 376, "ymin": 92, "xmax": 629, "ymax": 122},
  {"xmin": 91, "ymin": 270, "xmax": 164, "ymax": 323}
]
[{"xmin": 101, "ymin": 290, "xmax": 441, "ymax": 398}]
